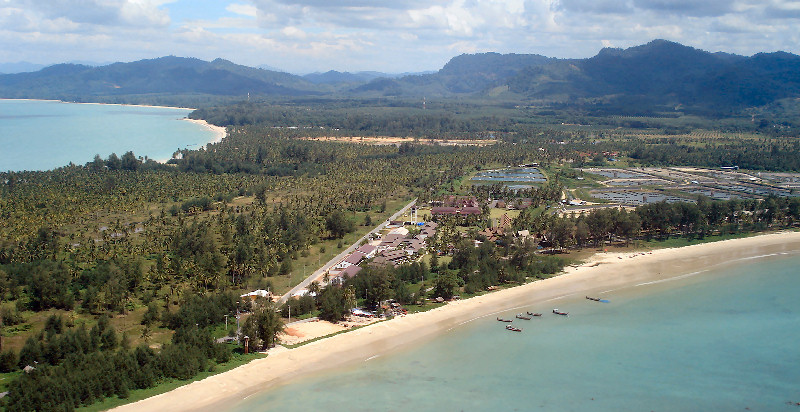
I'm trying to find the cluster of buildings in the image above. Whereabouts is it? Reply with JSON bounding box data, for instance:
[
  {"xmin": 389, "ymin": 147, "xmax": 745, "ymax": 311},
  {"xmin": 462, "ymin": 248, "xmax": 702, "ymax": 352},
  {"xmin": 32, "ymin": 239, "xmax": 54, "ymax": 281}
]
[
  {"xmin": 329, "ymin": 221, "xmax": 439, "ymax": 282},
  {"xmin": 430, "ymin": 195, "xmax": 482, "ymax": 217},
  {"xmin": 478, "ymin": 213, "xmax": 514, "ymax": 242}
]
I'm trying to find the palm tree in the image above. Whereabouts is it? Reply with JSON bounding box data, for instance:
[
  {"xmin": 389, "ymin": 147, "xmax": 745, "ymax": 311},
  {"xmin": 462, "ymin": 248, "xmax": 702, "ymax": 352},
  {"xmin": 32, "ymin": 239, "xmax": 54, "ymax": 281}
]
[{"xmin": 308, "ymin": 280, "xmax": 321, "ymax": 303}]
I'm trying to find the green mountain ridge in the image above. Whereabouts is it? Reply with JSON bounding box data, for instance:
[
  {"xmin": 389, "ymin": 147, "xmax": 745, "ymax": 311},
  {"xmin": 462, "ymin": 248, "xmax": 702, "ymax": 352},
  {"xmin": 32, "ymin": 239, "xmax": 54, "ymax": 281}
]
[
  {"xmin": 2, "ymin": 40, "xmax": 800, "ymax": 113},
  {"xmin": 0, "ymin": 56, "xmax": 320, "ymax": 100}
]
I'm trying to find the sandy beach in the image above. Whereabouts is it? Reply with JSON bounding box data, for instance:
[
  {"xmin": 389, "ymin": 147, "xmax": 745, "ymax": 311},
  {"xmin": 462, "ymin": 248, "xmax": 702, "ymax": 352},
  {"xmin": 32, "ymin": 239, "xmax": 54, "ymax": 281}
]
[
  {"xmin": 113, "ymin": 231, "xmax": 800, "ymax": 412},
  {"xmin": 183, "ymin": 118, "xmax": 227, "ymax": 144}
]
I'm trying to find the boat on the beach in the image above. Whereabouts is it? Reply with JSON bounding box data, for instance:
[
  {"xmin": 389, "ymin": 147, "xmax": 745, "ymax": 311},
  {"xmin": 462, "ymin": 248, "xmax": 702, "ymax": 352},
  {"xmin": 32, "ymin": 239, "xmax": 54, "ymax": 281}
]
[
  {"xmin": 527, "ymin": 312, "xmax": 543, "ymax": 317},
  {"xmin": 552, "ymin": 309, "xmax": 569, "ymax": 316},
  {"xmin": 516, "ymin": 314, "xmax": 532, "ymax": 320},
  {"xmin": 505, "ymin": 325, "xmax": 522, "ymax": 332},
  {"xmin": 497, "ymin": 317, "xmax": 513, "ymax": 322}
]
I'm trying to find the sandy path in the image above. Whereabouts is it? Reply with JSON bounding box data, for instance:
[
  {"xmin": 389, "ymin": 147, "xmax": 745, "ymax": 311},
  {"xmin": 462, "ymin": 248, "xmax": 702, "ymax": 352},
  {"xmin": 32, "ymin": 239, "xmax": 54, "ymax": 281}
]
[{"xmin": 113, "ymin": 231, "xmax": 800, "ymax": 412}]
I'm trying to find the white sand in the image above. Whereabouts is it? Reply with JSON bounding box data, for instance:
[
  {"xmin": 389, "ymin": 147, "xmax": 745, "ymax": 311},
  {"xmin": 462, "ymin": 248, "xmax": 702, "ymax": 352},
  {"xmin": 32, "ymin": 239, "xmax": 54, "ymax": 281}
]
[
  {"xmin": 113, "ymin": 231, "xmax": 800, "ymax": 412},
  {"xmin": 182, "ymin": 118, "xmax": 227, "ymax": 144}
]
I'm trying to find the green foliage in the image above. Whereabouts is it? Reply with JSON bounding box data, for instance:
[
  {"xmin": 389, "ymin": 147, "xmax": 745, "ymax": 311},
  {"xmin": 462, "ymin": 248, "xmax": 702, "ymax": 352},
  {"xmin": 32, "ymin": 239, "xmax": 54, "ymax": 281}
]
[
  {"xmin": 0, "ymin": 306, "xmax": 25, "ymax": 326},
  {"xmin": 325, "ymin": 210, "xmax": 356, "ymax": 239},
  {"xmin": 317, "ymin": 286, "xmax": 352, "ymax": 322},
  {"xmin": 280, "ymin": 294, "xmax": 315, "ymax": 317},
  {"xmin": 0, "ymin": 350, "xmax": 17, "ymax": 372},
  {"xmin": 347, "ymin": 266, "xmax": 395, "ymax": 310},
  {"xmin": 431, "ymin": 271, "xmax": 460, "ymax": 300},
  {"xmin": 241, "ymin": 300, "xmax": 284, "ymax": 350},
  {"xmin": 141, "ymin": 302, "xmax": 160, "ymax": 326},
  {"xmin": 163, "ymin": 293, "xmax": 236, "ymax": 330},
  {"xmin": 5, "ymin": 293, "xmax": 238, "ymax": 411}
]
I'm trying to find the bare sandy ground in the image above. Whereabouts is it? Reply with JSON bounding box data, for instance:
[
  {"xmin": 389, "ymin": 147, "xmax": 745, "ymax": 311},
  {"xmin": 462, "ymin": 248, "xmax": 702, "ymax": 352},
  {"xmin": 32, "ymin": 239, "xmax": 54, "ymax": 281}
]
[
  {"xmin": 279, "ymin": 321, "xmax": 347, "ymax": 346},
  {"xmin": 280, "ymin": 316, "xmax": 381, "ymax": 346},
  {"xmin": 113, "ymin": 231, "xmax": 800, "ymax": 412}
]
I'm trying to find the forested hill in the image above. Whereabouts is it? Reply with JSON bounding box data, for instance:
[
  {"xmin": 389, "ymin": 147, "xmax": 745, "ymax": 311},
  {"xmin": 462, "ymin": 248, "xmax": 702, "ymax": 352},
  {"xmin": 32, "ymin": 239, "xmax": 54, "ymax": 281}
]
[
  {"xmin": 0, "ymin": 56, "xmax": 321, "ymax": 100},
  {"xmin": 2, "ymin": 40, "xmax": 800, "ymax": 112},
  {"xmin": 505, "ymin": 39, "xmax": 800, "ymax": 112},
  {"xmin": 364, "ymin": 40, "xmax": 800, "ymax": 112},
  {"xmin": 350, "ymin": 52, "xmax": 552, "ymax": 97}
]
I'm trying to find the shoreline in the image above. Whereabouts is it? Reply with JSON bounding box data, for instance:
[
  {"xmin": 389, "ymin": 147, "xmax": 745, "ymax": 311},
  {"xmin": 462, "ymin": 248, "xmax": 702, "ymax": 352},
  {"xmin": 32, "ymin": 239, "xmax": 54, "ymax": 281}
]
[
  {"xmin": 112, "ymin": 230, "xmax": 800, "ymax": 412},
  {"xmin": 182, "ymin": 118, "xmax": 227, "ymax": 145},
  {"xmin": 153, "ymin": 118, "xmax": 226, "ymax": 163}
]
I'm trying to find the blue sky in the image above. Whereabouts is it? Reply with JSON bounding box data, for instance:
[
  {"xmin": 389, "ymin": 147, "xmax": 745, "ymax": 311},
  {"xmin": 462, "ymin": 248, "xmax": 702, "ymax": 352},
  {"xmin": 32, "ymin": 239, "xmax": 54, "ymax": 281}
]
[{"xmin": 1, "ymin": 0, "xmax": 799, "ymax": 73}]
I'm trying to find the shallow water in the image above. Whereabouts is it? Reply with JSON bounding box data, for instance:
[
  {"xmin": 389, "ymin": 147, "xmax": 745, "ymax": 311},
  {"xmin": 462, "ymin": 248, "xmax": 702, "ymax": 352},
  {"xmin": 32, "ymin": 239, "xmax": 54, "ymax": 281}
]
[
  {"xmin": 0, "ymin": 99, "xmax": 216, "ymax": 171},
  {"xmin": 232, "ymin": 253, "xmax": 800, "ymax": 411}
]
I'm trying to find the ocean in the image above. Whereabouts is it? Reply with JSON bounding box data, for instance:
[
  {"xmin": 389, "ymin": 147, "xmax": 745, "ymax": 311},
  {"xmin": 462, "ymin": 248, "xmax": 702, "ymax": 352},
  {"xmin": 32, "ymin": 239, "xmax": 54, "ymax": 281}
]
[
  {"xmin": 232, "ymin": 252, "xmax": 800, "ymax": 411},
  {"xmin": 0, "ymin": 99, "xmax": 218, "ymax": 172}
]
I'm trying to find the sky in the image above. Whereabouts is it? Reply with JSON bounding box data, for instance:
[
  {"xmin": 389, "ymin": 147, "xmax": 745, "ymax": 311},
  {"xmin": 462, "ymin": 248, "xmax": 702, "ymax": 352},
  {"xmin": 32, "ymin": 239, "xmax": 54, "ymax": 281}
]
[{"xmin": 1, "ymin": 0, "xmax": 799, "ymax": 74}]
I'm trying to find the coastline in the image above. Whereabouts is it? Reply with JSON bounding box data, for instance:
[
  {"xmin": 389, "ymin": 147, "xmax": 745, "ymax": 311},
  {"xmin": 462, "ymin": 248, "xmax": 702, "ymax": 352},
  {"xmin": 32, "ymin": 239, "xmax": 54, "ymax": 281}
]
[
  {"xmin": 183, "ymin": 118, "xmax": 227, "ymax": 145},
  {"xmin": 112, "ymin": 230, "xmax": 800, "ymax": 412}
]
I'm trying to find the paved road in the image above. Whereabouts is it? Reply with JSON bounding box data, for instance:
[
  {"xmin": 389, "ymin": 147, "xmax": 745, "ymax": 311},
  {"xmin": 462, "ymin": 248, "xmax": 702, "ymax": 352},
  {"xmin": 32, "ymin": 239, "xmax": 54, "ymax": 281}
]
[{"xmin": 277, "ymin": 198, "xmax": 417, "ymax": 305}]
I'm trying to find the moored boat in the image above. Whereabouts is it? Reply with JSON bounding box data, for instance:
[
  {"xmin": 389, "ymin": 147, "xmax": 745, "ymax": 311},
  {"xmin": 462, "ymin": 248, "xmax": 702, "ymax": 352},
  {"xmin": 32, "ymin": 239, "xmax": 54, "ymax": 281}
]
[
  {"xmin": 552, "ymin": 309, "xmax": 569, "ymax": 316},
  {"xmin": 506, "ymin": 325, "xmax": 522, "ymax": 332},
  {"xmin": 527, "ymin": 312, "xmax": 542, "ymax": 317},
  {"xmin": 516, "ymin": 314, "xmax": 532, "ymax": 320},
  {"xmin": 586, "ymin": 296, "xmax": 601, "ymax": 302},
  {"xmin": 497, "ymin": 317, "xmax": 513, "ymax": 322}
]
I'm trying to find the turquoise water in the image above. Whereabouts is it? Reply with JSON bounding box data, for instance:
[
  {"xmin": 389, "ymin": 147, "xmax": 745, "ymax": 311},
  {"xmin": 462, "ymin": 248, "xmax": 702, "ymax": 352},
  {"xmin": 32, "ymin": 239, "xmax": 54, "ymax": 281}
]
[
  {"xmin": 233, "ymin": 253, "xmax": 800, "ymax": 411},
  {"xmin": 0, "ymin": 99, "xmax": 216, "ymax": 172}
]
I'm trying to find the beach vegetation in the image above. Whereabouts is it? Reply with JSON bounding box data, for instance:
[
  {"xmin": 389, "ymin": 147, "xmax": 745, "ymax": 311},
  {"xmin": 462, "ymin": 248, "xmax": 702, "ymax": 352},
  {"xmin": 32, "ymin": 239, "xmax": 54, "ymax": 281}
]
[
  {"xmin": 2, "ymin": 293, "xmax": 244, "ymax": 411},
  {"xmin": 240, "ymin": 299, "xmax": 283, "ymax": 350}
]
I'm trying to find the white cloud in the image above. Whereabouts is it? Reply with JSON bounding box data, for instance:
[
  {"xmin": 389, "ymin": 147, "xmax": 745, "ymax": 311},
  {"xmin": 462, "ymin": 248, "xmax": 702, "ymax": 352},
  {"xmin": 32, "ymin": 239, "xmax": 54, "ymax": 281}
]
[
  {"xmin": 227, "ymin": 3, "xmax": 257, "ymax": 17},
  {"xmin": 0, "ymin": 0, "xmax": 172, "ymax": 35},
  {"xmin": 280, "ymin": 26, "xmax": 306, "ymax": 39},
  {"xmin": 1, "ymin": 0, "xmax": 800, "ymax": 73}
]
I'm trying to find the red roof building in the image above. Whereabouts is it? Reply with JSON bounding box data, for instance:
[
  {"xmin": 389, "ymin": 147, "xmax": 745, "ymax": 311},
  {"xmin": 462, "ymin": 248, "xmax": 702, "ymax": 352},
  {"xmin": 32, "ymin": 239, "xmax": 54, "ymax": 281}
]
[
  {"xmin": 459, "ymin": 207, "xmax": 482, "ymax": 215},
  {"xmin": 341, "ymin": 265, "xmax": 362, "ymax": 279},
  {"xmin": 431, "ymin": 207, "xmax": 459, "ymax": 215}
]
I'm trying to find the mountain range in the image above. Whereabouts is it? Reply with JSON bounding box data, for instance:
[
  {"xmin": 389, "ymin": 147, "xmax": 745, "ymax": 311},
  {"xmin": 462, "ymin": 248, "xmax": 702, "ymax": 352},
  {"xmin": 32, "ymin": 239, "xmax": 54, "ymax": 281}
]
[{"xmin": 1, "ymin": 40, "xmax": 799, "ymax": 113}]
